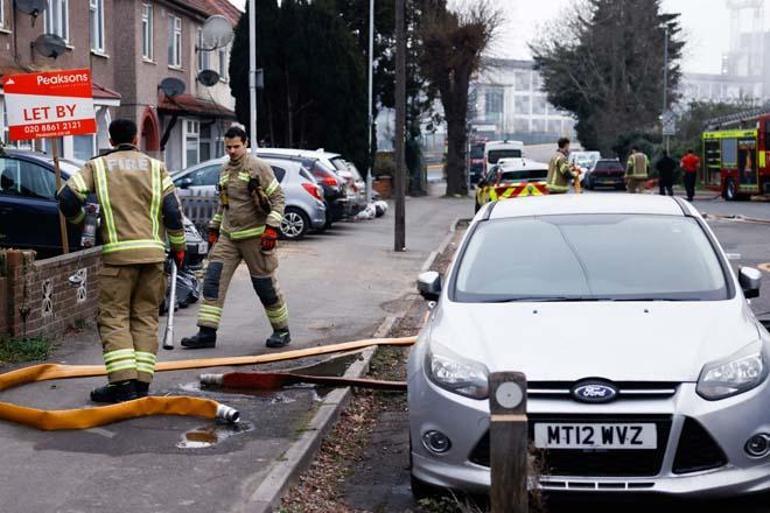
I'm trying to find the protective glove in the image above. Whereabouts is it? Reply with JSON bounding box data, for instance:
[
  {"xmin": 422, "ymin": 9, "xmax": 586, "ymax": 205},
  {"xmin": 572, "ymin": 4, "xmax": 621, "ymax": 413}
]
[
  {"xmin": 173, "ymin": 249, "xmax": 185, "ymax": 270},
  {"xmin": 208, "ymin": 229, "xmax": 219, "ymax": 247},
  {"xmin": 261, "ymin": 226, "xmax": 279, "ymax": 251}
]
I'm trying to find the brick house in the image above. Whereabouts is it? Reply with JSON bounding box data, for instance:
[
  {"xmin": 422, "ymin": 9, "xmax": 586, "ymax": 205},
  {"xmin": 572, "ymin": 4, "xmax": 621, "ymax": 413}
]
[{"xmin": 0, "ymin": 0, "xmax": 240, "ymax": 170}]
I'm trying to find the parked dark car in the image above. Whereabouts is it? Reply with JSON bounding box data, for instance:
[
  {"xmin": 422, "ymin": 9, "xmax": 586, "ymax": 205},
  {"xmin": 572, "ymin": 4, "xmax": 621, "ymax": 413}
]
[
  {"xmin": 582, "ymin": 158, "xmax": 626, "ymax": 190},
  {"xmin": 469, "ymin": 143, "xmax": 485, "ymax": 184},
  {"xmin": 257, "ymin": 153, "xmax": 350, "ymax": 227},
  {"xmin": 0, "ymin": 149, "xmax": 83, "ymax": 257}
]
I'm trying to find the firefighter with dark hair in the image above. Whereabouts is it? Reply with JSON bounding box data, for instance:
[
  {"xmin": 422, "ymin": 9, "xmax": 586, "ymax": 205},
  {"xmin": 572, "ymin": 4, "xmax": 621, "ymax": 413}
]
[
  {"xmin": 58, "ymin": 118, "xmax": 185, "ymax": 403},
  {"xmin": 546, "ymin": 137, "xmax": 580, "ymax": 194},
  {"xmin": 181, "ymin": 126, "xmax": 290, "ymax": 349}
]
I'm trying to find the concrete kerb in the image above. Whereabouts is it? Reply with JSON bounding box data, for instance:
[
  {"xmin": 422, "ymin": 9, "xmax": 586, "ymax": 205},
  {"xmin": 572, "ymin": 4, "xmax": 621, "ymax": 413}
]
[{"xmin": 237, "ymin": 219, "xmax": 461, "ymax": 513}]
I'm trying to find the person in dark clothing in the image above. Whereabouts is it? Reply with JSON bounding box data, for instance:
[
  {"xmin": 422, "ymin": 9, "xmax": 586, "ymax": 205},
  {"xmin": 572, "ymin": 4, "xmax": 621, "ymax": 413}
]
[{"xmin": 655, "ymin": 151, "xmax": 677, "ymax": 196}]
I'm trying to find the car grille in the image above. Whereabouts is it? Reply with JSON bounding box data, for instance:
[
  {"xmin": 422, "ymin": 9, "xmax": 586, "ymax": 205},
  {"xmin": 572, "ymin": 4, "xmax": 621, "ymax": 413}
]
[
  {"xmin": 469, "ymin": 414, "xmax": 672, "ymax": 477},
  {"xmin": 528, "ymin": 381, "xmax": 678, "ymax": 401},
  {"xmin": 672, "ymin": 417, "xmax": 727, "ymax": 474}
]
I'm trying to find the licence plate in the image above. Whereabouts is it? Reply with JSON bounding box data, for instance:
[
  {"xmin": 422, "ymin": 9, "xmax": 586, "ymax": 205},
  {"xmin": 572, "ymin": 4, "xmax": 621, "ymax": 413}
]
[{"xmin": 534, "ymin": 423, "xmax": 657, "ymax": 449}]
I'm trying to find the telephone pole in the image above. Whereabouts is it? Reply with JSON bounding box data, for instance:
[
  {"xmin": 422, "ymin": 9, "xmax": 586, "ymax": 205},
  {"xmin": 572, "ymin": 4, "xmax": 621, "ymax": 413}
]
[{"xmin": 394, "ymin": 0, "xmax": 406, "ymax": 251}]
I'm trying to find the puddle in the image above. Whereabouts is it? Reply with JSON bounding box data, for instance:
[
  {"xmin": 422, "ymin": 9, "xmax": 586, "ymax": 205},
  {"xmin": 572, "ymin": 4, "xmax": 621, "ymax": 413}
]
[{"xmin": 177, "ymin": 421, "xmax": 254, "ymax": 449}]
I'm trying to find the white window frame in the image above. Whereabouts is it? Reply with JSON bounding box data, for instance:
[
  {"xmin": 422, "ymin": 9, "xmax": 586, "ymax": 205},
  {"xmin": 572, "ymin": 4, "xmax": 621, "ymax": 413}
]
[
  {"xmin": 142, "ymin": 3, "xmax": 154, "ymax": 60},
  {"xmin": 197, "ymin": 28, "xmax": 210, "ymax": 71},
  {"xmin": 168, "ymin": 14, "xmax": 182, "ymax": 68},
  {"xmin": 0, "ymin": 0, "xmax": 5, "ymax": 30},
  {"xmin": 183, "ymin": 119, "xmax": 200, "ymax": 168},
  {"xmin": 45, "ymin": 0, "xmax": 70, "ymax": 43},
  {"xmin": 89, "ymin": 0, "xmax": 105, "ymax": 53},
  {"xmin": 218, "ymin": 44, "xmax": 229, "ymax": 82}
]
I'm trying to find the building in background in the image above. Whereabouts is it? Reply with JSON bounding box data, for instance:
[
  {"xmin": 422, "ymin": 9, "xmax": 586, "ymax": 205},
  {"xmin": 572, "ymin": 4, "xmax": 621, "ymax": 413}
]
[{"xmin": 0, "ymin": 0, "xmax": 240, "ymax": 171}]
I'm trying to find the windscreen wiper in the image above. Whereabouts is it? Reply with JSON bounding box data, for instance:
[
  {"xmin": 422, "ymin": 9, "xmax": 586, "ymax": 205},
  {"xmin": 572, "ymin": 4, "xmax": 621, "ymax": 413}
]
[
  {"xmin": 609, "ymin": 297, "xmax": 702, "ymax": 302},
  {"xmin": 482, "ymin": 296, "xmax": 610, "ymax": 303}
]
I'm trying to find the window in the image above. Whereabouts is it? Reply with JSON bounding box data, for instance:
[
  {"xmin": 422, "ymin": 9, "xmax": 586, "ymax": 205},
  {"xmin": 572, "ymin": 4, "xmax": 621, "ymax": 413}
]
[
  {"xmin": 0, "ymin": 158, "xmax": 56, "ymax": 199},
  {"xmin": 197, "ymin": 28, "xmax": 210, "ymax": 70},
  {"xmin": 514, "ymin": 95, "xmax": 530, "ymax": 115},
  {"xmin": 271, "ymin": 166, "xmax": 287, "ymax": 182},
  {"xmin": 514, "ymin": 71, "xmax": 530, "ymax": 91},
  {"xmin": 218, "ymin": 45, "xmax": 229, "ymax": 81},
  {"xmin": 199, "ymin": 124, "xmax": 211, "ymax": 162},
  {"xmin": 45, "ymin": 0, "xmax": 69, "ymax": 42},
  {"xmin": 485, "ymin": 89, "xmax": 503, "ymax": 118},
  {"xmin": 532, "ymin": 95, "xmax": 547, "ymax": 115},
  {"xmin": 0, "ymin": 0, "xmax": 5, "ymax": 29},
  {"xmin": 179, "ymin": 165, "xmax": 219, "ymax": 187},
  {"xmin": 74, "ymin": 135, "xmax": 96, "ymax": 161},
  {"xmin": 168, "ymin": 14, "xmax": 182, "ymax": 68},
  {"xmin": 89, "ymin": 0, "xmax": 105, "ymax": 52},
  {"xmin": 183, "ymin": 119, "xmax": 200, "ymax": 168},
  {"xmin": 531, "ymin": 118, "xmax": 546, "ymax": 132},
  {"xmin": 142, "ymin": 3, "xmax": 154, "ymax": 60}
]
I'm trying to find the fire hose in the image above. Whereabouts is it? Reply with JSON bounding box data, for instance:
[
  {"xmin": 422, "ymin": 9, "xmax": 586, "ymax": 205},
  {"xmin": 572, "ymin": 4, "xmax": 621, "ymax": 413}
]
[{"xmin": 0, "ymin": 336, "xmax": 416, "ymax": 430}]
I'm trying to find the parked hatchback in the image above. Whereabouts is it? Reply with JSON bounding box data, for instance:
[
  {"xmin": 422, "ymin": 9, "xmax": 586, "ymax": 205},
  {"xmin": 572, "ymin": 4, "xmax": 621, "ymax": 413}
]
[
  {"xmin": 172, "ymin": 156, "xmax": 326, "ymax": 240},
  {"xmin": 409, "ymin": 194, "xmax": 768, "ymax": 499},
  {"xmin": 583, "ymin": 158, "xmax": 626, "ymax": 190}
]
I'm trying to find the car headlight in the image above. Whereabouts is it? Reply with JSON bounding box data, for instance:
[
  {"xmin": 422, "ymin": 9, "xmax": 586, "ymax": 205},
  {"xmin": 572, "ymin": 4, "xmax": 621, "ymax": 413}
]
[
  {"xmin": 425, "ymin": 343, "xmax": 489, "ymax": 399},
  {"xmin": 697, "ymin": 343, "xmax": 767, "ymax": 400}
]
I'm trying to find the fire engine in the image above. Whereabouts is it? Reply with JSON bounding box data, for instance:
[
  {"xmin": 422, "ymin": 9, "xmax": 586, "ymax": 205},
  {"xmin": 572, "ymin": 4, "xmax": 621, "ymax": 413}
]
[{"xmin": 702, "ymin": 108, "xmax": 770, "ymax": 200}]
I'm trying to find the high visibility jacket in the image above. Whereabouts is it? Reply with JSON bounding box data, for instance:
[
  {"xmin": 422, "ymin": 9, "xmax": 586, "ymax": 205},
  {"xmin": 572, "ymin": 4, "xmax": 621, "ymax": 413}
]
[
  {"xmin": 209, "ymin": 153, "xmax": 285, "ymax": 240},
  {"xmin": 680, "ymin": 153, "xmax": 700, "ymax": 173},
  {"xmin": 546, "ymin": 151, "xmax": 575, "ymax": 193},
  {"xmin": 62, "ymin": 145, "xmax": 185, "ymax": 265},
  {"xmin": 626, "ymin": 152, "xmax": 650, "ymax": 179}
]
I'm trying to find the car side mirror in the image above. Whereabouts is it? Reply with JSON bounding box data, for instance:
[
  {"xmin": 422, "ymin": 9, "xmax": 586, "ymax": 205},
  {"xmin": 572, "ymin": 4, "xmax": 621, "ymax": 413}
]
[
  {"xmin": 178, "ymin": 177, "xmax": 193, "ymax": 189},
  {"xmin": 739, "ymin": 267, "xmax": 762, "ymax": 299},
  {"xmin": 417, "ymin": 271, "xmax": 442, "ymax": 302}
]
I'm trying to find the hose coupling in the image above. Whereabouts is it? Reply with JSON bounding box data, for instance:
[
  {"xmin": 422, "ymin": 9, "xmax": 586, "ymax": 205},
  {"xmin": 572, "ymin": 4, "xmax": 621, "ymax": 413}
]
[
  {"xmin": 216, "ymin": 404, "xmax": 240, "ymax": 424},
  {"xmin": 200, "ymin": 373, "xmax": 224, "ymax": 386}
]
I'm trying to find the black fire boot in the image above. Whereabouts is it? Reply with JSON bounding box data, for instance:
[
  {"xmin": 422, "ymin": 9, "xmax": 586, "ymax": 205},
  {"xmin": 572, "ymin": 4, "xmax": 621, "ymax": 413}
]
[
  {"xmin": 90, "ymin": 380, "xmax": 138, "ymax": 403},
  {"xmin": 181, "ymin": 326, "xmax": 217, "ymax": 349},
  {"xmin": 135, "ymin": 381, "xmax": 150, "ymax": 398},
  {"xmin": 265, "ymin": 328, "xmax": 291, "ymax": 348}
]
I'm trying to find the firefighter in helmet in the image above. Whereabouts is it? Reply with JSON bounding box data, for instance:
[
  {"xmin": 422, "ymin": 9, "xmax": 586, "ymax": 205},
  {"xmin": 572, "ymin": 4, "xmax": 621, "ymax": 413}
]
[
  {"xmin": 546, "ymin": 137, "xmax": 580, "ymax": 194},
  {"xmin": 181, "ymin": 126, "xmax": 290, "ymax": 350},
  {"xmin": 58, "ymin": 118, "xmax": 186, "ymax": 403}
]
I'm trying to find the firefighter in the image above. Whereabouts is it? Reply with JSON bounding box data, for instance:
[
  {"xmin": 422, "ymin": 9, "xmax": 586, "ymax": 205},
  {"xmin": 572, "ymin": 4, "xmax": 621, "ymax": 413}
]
[
  {"xmin": 180, "ymin": 126, "xmax": 290, "ymax": 350},
  {"xmin": 58, "ymin": 119, "xmax": 185, "ymax": 403},
  {"xmin": 546, "ymin": 137, "xmax": 580, "ymax": 194},
  {"xmin": 625, "ymin": 146, "xmax": 650, "ymax": 194}
]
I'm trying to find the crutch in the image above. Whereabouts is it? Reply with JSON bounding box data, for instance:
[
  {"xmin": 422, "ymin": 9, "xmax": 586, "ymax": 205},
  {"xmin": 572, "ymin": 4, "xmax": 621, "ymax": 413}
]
[{"xmin": 162, "ymin": 260, "xmax": 178, "ymax": 350}]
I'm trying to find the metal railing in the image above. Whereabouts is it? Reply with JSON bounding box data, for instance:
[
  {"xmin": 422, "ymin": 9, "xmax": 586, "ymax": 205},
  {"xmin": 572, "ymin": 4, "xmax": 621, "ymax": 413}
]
[{"xmin": 179, "ymin": 190, "xmax": 218, "ymax": 234}]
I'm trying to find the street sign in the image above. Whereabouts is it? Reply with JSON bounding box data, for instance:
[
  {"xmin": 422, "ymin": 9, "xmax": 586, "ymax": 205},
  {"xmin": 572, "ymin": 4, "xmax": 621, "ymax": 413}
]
[
  {"xmin": 661, "ymin": 110, "xmax": 676, "ymax": 136},
  {"xmin": 3, "ymin": 68, "xmax": 96, "ymax": 141}
]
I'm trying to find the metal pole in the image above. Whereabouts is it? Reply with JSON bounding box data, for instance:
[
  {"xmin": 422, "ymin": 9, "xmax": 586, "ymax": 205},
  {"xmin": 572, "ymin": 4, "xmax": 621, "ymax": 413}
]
[
  {"xmin": 249, "ymin": 0, "xmax": 258, "ymax": 153},
  {"xmin": 663, "ymin": 24, "xmax": 669, "ymax": 152},
  {"xmin": 366, "ymin": 0, "xmax": 375, "ymax": 203},
  {"xmin": 394, "ymin": 0, "xmax": 406, "ymax": 252}
]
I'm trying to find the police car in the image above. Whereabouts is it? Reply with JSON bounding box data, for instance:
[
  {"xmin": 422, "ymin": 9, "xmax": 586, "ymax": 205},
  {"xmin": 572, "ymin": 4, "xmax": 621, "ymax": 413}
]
[{"xmin": 474, "ymin": 157, "xmax": 549, "ymax": 212}]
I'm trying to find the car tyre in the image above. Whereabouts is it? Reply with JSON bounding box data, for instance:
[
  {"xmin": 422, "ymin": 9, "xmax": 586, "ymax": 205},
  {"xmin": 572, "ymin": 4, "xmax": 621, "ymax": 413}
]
[
  {"xmin": 280, "ymin": 207, "xmax": 310, "ymax": 240},
  {"xmin": 724, "ymin": 178, "xmax": 737, "ymax": 201}
]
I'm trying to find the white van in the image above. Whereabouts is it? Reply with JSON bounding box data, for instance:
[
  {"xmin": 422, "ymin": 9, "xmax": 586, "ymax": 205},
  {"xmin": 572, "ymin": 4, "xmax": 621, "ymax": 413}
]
[{"xmin": 483, "ymin": 140, "xmax": 524, "ymax": 175}]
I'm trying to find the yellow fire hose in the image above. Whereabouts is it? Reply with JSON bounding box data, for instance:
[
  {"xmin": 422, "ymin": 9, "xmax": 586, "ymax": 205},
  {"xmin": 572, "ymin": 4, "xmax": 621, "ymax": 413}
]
[{"xmin": 0, "ymin": 336, "xmax": 416, "ymax": 431}]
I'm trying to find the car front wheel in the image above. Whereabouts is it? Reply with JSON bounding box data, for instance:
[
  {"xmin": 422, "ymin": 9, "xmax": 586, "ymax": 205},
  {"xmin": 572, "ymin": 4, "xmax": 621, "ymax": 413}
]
[
  {"xmin": 280, "ymin": 207, "xmax": 310, "ymax": 240},
  {"xmin": 724, "ymin": 178, "xmax": 737, "ymax": 201}
]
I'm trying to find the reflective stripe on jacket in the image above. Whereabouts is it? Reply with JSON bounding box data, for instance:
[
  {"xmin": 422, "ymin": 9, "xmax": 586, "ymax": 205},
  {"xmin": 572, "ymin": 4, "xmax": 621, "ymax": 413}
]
[{"xmin": 546, "ymin": 152, "xmax": 574, "ymax": 194}]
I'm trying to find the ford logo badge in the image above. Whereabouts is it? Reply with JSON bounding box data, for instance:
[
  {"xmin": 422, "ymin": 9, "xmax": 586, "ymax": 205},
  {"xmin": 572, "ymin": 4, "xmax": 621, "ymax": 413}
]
[{"xmin": 571, "ymin": 381, "xmax": 618, "ymax": 403}]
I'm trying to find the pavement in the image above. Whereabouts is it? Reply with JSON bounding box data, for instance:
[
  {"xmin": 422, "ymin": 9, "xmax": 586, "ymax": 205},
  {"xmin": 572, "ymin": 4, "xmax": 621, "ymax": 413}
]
[{"xmin": 0, "ymin": 183, "xmax": 472, "ymax": 513}]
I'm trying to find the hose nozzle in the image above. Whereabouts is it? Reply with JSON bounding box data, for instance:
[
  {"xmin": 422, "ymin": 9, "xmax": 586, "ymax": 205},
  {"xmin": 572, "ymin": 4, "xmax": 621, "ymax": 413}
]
[
  {"xmin": 216, "ymin": 404, "xmax": 240, "ymax": 423},
  {"xmin": 200, "ymin": 373, "xmax": 224, "ymax": 386}
]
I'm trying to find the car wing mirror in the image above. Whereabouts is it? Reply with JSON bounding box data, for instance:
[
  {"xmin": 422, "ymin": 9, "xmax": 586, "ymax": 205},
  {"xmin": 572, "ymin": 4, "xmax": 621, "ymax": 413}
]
[
  {"xmin": 178, "ymin": 177, "xmax": 193, "ymax": 189},
  {"xmin": 739, "ymin": 267, "xmax": 762, "ymax": 299},
  {"xmin": 417, "ymin": 271, "xmax": 442, "ymax": 302}
]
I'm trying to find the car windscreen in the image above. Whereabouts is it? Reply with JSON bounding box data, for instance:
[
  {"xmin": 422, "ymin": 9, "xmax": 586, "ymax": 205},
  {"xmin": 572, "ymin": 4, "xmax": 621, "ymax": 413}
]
[
  {"xmin": 594, "ymin": 161, "xmax": 622, "ymax": 171},
  {"xmin": 499, "ymin": 169, "xmax": 548, "ymax": 182},
  {"xmin": 488, "ymin": 149, "xmax": 522, "ymax": 163},
  {"xmin": 454, "ymin": 215, "xmax": 729, "ymax": 302}
]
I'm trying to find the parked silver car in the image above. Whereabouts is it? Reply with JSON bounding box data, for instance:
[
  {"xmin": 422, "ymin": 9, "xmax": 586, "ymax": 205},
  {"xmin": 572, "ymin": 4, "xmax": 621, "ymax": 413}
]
[
  {"xmin": 171, "ymin": 156, "xmax": 326, "ymax": 240},
  {"xmin": 408, "ymin": 194, "xmax": 768, "ymax": 498}
]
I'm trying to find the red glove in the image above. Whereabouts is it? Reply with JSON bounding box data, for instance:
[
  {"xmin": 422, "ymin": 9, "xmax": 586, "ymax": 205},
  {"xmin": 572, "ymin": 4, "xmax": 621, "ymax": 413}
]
[
  {"xmin": 261, "ymin": 227, "xmax": 279, "ymax": 251},
  {"xmin": 208, "ymin": 229, "xmax": 219, "ymax": 247},
  {"xmin": 173, "ymin": 249, "xmax": 185, "ymax": 269}
]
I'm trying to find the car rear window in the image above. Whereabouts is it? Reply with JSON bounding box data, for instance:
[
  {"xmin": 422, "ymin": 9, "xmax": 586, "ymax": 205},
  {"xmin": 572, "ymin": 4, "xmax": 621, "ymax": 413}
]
[
  {"xmin": 330, "ymin": 157, "xmax": 348, "ymax": 171},
  {"xmin": 499, "ymin": 169, "xmax": 548, "ymax": 182},
  {"xmin": 454, "ymin": 215, "xmax": 729, "ymax": 302},
  {"xmin": 488, "ymin": 149, "xmax": 522, "ymax": 163},
  {"xmin": 595, "ymin": 161, "xmax": 623, "ymax": 170}
]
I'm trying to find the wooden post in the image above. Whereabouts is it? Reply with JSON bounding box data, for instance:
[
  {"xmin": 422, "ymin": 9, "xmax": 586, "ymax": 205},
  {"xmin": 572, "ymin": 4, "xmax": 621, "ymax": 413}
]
[
  {"xmin": 51, "ymin": 138, "xmax": 69, "ymax": 254},
  {"xmin": 489, "ymin": 372, "xmax": 528, "ymax": 513},
  {"xmin": 393, "ymin": 0, "xmax": 406, "ymax": 252}
]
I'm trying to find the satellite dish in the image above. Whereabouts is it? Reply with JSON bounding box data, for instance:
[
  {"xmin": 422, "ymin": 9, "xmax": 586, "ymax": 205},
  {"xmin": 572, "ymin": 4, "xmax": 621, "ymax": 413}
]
[
  {"xmin": 33, "ymin": 34, "xmax": 67, "ymax": 59},
  {"xmin": 159, "ymin": 77, "xmax": 185, "ymax": 98},
  {"xmin": 15, "ymin": 0, "xmax": 48, "ymax": 16},
  {"xmin": 199, "ymin": 15, "xmax": 234, "ymax": 51},
  {"xmin": 197, "ymin": 69, "xmax": 220, "ymax": 87}
]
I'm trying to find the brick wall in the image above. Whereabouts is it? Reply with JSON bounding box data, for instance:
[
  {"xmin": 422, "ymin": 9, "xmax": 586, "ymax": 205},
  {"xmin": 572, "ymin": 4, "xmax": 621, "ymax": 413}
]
[{"xmin": 1, "ymin": 248, "xmax": 101, "ymax": 339}]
